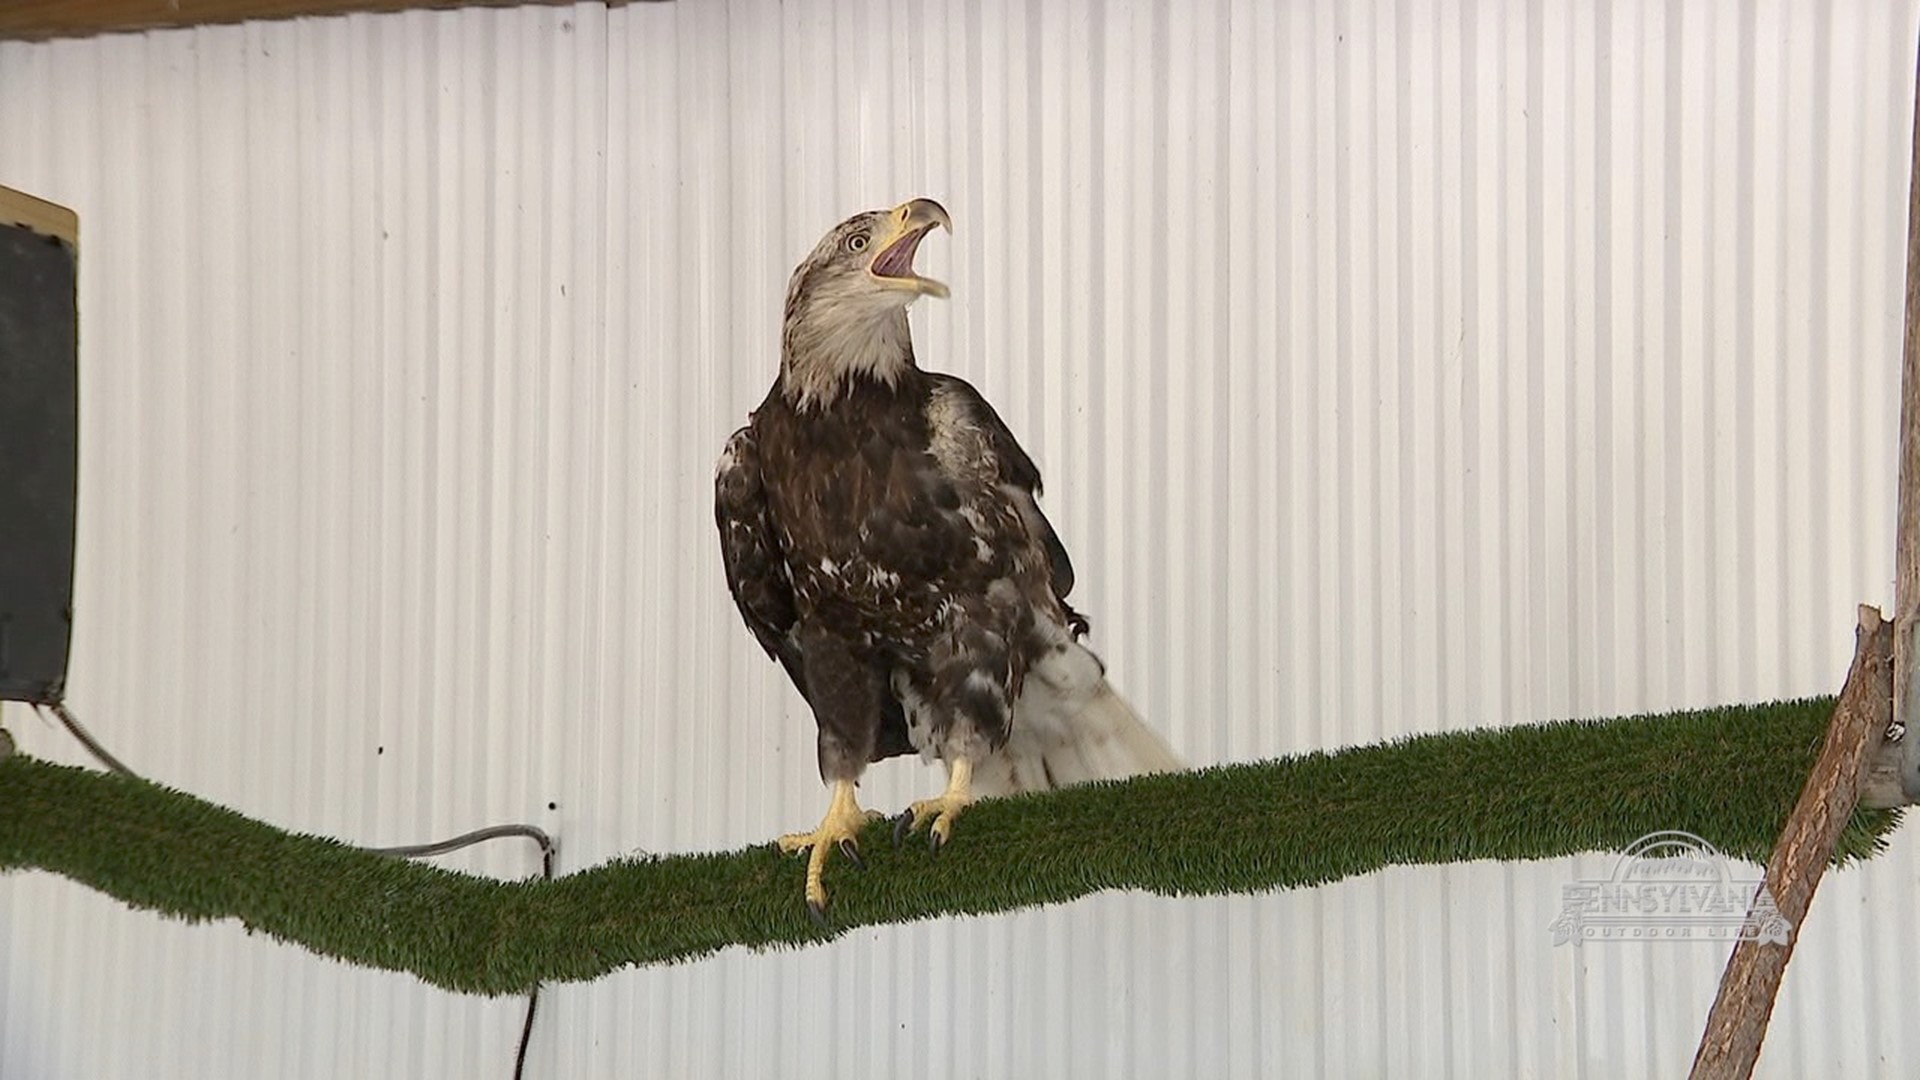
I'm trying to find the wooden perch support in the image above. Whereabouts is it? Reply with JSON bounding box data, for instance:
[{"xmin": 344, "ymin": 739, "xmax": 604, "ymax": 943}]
[
  {"xmin": 1689, "ymin": 607, "xmax": 1894, "ymax": 1080},
  {"xmin": 1895, "ymin": 25, "xmax": 1920, "ymax": 803},
  {"xmin": 0, "ymin": 0, "xmax": 623, "ymax": 42}
]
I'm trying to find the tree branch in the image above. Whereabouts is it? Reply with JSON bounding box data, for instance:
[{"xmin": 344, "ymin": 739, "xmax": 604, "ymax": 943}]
[
  {"xmin": 1690, "ymin": 608, "xmax": 1895, "ymax": 1080},
  {"xmin": 1893, "ymin": 18, "xmax": 1920, "ymax": 802}
]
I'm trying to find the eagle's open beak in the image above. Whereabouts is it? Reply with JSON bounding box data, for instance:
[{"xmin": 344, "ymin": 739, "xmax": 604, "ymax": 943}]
[{"xmin": 868, "ymin": 198, "xmax": 952, "ymax": 299}]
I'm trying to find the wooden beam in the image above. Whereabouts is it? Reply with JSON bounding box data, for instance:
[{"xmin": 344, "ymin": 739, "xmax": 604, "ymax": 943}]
[
  {"xmin": 0, "ymin": 0, "xmax": 661, "ymax": 42},
  {"xmin": 1896, "ymin": 22, "xmax": 1920, "ymax": 802},
  {"xmin": 1689, "ymin": 607, "xmax": 1893, "ymax": 1080},
  {"xmin": 0, "ymin": 185, "xmax": 77, "ymax": 247}
]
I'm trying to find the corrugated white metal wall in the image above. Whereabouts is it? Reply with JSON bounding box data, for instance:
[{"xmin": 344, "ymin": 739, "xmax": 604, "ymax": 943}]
[{"xmin": 3, "ymin": 0, "xmax": 1918, "ymax": 1075}]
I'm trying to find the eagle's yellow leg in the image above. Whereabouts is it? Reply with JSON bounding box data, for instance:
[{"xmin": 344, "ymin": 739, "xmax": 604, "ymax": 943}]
[
  {"xmin": 778, "ymin": 779, "xmax": 881, "ymax": 920},
  {"xmin": 894, "ymin": 757, "xmax": 974, "ymax": 853}
]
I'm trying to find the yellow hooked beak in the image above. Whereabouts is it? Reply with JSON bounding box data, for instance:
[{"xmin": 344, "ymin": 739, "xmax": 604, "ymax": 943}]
[{"xmin": 866, "ymin": 197, "xmax": 952, "ymax": 299}]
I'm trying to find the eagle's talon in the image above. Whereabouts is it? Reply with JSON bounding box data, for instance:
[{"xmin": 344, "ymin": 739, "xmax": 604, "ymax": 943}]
[
  {"xmin": 780, "ymin": 779, "xmax": 872, "ymax": 914},
  {"xmin": 900, "ymin": 759, "xmax": 974, "ymax": 857},
  {"xmin": 806, "ymin": 898, "xmax": 829, "ymax": 928},
  {"xmin": 892, "ymin": 810, "xmax": 915, "ymax": 848},
  {"xmin": 928, "ymin": 809, "xmax": 961, "ymax": 855},
  {"xmin": 1063, "ymin": 601, "xmax": 1092, "ymax": 639}
]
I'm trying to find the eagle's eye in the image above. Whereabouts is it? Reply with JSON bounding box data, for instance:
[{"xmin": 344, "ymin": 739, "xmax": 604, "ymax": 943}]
[{"xmin": 844, "ymin": 233, "xmax": 870, "ymax": 254}]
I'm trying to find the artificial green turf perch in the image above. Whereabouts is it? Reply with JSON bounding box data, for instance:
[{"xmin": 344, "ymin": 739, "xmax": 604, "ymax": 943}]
[{"xmin": 0, "ymin": 697, "xmax": 1902, "ymax": 996}]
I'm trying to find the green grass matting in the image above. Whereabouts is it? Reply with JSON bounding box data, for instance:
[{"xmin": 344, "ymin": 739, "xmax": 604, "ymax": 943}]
[{"xmin": 0, "ymin": 697, "xmax": 1902, "ymax": 995}]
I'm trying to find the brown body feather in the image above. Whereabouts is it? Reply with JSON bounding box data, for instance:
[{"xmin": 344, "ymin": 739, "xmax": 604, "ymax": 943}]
[{"xmin": 717, "ymin": 367, "xmax": 1082, "ymax": 781}]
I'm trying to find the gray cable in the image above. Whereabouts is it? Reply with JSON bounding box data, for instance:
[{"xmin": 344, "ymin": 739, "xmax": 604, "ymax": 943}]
[
  {"xmin": 43, "ymin": 700, "xmax": 134, "ymax": 777},
  {"xmin": 32, "ymin": 700, "xmax": 552, "ymax": 1080}
]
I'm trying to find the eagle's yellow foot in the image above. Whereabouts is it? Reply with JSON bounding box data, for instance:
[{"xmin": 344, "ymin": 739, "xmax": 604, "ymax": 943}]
[
  {"xmin": 777, "ymin": 779, "xmax": 881, "ymax": 923},
  {"xmin": 892, "ymin": 758, "xmax": 975, "ymax": 855}
]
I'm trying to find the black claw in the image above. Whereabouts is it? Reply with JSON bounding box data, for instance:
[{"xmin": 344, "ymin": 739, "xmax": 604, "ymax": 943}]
[
  {"xmin": 929, "ymin": 828, "xmax": 945, "ymax": 857},
  {"xmin": 892, "ymin": 810, "xmax": 914, "ymax": 848},
  {"xmin": 839, "ymin": 837, "xmax": 864, "ymax": 869},
  {"xmin": 807, "ymin": 898, "xmax": 828, "ymax": 928}
]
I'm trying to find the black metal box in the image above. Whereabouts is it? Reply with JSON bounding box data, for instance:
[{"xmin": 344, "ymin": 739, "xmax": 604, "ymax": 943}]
[{"xmin": 0, "ymin": 190, "xmax": 77, "ymax": 705}]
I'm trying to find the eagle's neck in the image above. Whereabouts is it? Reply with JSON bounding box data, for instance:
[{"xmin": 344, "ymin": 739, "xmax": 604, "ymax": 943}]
[{"xmin": 780, "ymin": 306, "xmax": 916, "ymax": 411}]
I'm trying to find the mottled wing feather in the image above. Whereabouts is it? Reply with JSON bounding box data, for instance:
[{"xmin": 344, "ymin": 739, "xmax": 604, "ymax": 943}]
[
  {"xmin": 926, "ymin": 374, "xmax": 1085, "ymax": 629},
  {"xmin": 946, "ymin": 377, "xmax": 1045, "ymax": 492},
  {"xmin": 714, "ymin": 426, "xmax": 809, "ymax": 698},
  {"xmin": 717, "ymin": 420, "xmax": 916, "ymax": 758},
  {"xmin": 1011, "ymin": 487, "xmax": 1076, "ymax": 599}
]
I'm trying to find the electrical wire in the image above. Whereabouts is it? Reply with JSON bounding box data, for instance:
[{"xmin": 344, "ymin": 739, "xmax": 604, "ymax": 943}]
[
  {"xmin": 28, "ymin": 700, "xmax": 553, "ymax": 1080},
  {"xmin": 366, "ymin": 824, "xmax": 556, "ymax": 877},
  {"xmin": 44, "ymin": 700, "xmax": 134, "ymax": 777}
]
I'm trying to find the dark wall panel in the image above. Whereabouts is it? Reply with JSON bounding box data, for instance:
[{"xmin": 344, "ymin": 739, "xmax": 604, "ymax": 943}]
[{"xmin": 0, "ymin": 219, "xmax": 77, "ymax": 703}]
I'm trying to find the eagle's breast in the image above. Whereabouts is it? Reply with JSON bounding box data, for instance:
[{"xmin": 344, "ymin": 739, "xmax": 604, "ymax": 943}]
[{"xmin": 752, "ymin": 372, "xmax": 1044, "ymax": 656}]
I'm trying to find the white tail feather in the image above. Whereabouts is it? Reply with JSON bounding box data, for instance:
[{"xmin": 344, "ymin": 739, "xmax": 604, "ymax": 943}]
[{"xmin": 971, "ymin": 641, "xmax": 1183, "ymax": 798}]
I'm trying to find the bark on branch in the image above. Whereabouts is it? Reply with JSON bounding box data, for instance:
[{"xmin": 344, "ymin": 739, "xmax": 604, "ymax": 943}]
[
  {"xmin": 1689, "ymin": 606, "xmax": 1894, "ymax": 1080},
  {"xmin": 1892, "ymin": 20, "xmax": 1920, "ymax": 804}
]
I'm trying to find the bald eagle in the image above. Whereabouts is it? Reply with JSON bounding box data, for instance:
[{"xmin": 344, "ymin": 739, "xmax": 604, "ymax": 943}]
[{"xmin": 715, "ymin": 198, "xmax": 1181, "ymax": 918}]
